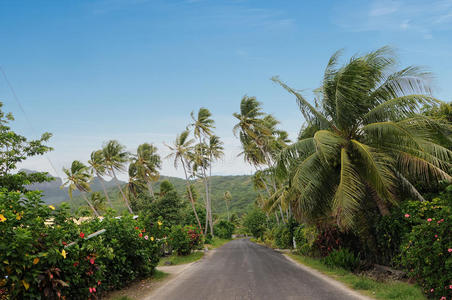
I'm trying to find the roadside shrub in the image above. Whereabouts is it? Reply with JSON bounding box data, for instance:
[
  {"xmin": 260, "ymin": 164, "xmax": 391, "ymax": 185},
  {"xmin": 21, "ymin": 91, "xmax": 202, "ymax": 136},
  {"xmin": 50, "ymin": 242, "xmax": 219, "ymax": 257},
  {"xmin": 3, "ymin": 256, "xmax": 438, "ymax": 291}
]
[
  {"xmin": 398, "ymin": 192, "xmax": 452, "ymax": 300},
  {"xmin": 294, "ymin": 225, "xmax": 318, "ymax": 255},
  {"xmin": 243, "ymin": 208, "xmax": 266, "ymax": 240},
  {"xmin": 214, "ymin": 220, "xmax": 235, "ymax": 239},
  {"xmin": 322, "ymin": 248, "xmax": 360, "ymax": 271},
  {"xmin": 274, "ymin": 224, "xmax": 292, "ymax": 249},
  {"xmin": 0, "ymin": 189, "xmax": 163, "ymax": 299},
  {"xmin": 168, "ymin": 225, "xmax": 202, "ymax": 255}
]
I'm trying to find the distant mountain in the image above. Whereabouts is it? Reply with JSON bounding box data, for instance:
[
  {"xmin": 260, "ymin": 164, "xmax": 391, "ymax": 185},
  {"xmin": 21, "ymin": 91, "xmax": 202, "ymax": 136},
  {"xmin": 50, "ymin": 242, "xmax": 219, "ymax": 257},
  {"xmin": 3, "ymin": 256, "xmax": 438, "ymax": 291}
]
[
  {"xmin": 23, "ymin": 169, "xmax": 257, "ymax": 216},
  {"xmin": 22, "ymin": 169, "xmax": 126, "ymax": 204}
]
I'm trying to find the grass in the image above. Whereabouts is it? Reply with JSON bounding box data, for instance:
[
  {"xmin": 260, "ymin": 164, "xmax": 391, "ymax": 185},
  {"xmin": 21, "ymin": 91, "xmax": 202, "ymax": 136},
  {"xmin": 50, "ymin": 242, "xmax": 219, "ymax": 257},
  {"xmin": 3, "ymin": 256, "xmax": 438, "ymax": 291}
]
[
  {"xmin": 287, "ymin": 253, "xmax": 426, "ymax": 300},
  {"xmin": 152, "ymin": 269, "xmax": 169, "ymax": 280},
  {"xmin": 205, "ymin": 237, "xmax": 231, "ymax": 250},
  {"xmin": 158, "ymin": 251, "xmax": 204, "ymax": 266}
]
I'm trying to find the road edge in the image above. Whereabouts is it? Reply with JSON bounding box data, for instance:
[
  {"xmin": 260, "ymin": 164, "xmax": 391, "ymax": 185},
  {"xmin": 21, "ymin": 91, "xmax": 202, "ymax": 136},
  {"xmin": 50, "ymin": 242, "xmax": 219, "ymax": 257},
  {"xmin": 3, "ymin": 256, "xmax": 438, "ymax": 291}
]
[{"xmin": 283, "ymin": 253, "xmax": 374, "ymax": 300}]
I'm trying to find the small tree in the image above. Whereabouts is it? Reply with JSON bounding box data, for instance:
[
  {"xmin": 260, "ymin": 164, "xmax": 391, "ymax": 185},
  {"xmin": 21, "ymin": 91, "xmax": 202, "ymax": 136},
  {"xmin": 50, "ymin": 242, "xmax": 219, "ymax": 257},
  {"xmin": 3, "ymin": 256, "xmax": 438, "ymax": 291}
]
[
  {"xmin": 0, "ymin": 102, "xmax": 53, "ymax": 192},
  {"xmin": 243, "ymin": 208, "xmax": 267, "ymax": 240}
]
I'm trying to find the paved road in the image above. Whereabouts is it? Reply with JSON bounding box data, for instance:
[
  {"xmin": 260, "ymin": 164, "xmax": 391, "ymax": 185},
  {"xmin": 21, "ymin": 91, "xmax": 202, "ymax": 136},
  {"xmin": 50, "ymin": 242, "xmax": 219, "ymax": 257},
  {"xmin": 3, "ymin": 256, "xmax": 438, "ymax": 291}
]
[{"xmin": 149, "ymin": 239, "xmax": 366, "ymax": 300}]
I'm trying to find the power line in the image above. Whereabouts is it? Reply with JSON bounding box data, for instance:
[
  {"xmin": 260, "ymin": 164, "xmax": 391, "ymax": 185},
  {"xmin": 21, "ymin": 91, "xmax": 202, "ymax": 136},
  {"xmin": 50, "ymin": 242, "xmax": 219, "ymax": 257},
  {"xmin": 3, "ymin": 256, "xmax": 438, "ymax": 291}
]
[{"xmin": 0, "ymin": 65, "xmax": 61, "ymax": 178}]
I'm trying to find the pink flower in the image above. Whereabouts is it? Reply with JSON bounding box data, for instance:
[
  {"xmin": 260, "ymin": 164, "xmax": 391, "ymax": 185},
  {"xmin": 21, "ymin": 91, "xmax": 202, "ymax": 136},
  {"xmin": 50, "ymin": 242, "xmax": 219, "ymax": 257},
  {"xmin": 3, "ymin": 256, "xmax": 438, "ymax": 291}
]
[
  {"xmin": 144, "ymin": 235, "xmax": 149, "ymax": 240},
  {"xmin": 98, "ymin": 281, "xmax": 101, "ymax": 286},
  {"xmin": 435, "ymin": 235, "xmax": 438, "ymax": 238},
  {"xmin": 89, "ymin": 287, "xmax": 93, "ymax": 293},
  {"xmin": 440, "ymin": 219, "xmax": 444, "ymax": 222},
  {"xmin": 90, "ymin": 258, "xmax": 95, "ymax": 265},
  {"xmin": 404, "ymin": 214, "xmax": 410, "ymax": 218},
  {"xmin": 449, "ymin": 285, "xmax": 452, "ymax": 289},
  {"xmin": 93, "ymin": 287, "xmax": 96, "ymax": 293},
  {"xmin": 440, "ymin": 297, "xmax": 446, "ymax": 300},
  {"xmin": 430, "ymin": 288, "xmax": 434, "ymax": 292},
  {"xmin": 427, "ymin": 218, "xmax": 432, "ymax": 222},
  {"xmin": 448, "ymin": 248, "xmax": 452, "ymax": 253}
]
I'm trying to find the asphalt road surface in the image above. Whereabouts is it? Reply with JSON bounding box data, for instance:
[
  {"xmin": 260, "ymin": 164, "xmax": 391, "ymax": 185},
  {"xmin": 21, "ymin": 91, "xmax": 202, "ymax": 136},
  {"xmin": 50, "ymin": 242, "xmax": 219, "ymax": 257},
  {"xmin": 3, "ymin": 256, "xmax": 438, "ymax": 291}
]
[{"xmin": 149, "ymin": 239, "xmax": 366, "ymax": 300}]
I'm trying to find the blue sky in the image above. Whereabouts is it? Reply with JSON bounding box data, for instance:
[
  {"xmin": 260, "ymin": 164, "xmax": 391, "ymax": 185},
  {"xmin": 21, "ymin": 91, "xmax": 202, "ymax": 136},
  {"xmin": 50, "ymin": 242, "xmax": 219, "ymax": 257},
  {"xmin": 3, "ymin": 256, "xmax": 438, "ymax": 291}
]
[{"xmin": 1, "ymin": 0, "xmax": 452, "ymax": 179}]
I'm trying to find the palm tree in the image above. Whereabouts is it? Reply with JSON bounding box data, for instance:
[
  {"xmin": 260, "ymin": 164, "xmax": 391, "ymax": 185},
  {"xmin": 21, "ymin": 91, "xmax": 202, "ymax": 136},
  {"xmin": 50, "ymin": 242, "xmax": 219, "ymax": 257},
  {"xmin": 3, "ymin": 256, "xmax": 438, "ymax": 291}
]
[
  {"xmin": 165, "ymin": 130, "xmax": 203, "ymax": 231},
  {"xmin": 102, "ymin": 140, "xmax": 133, "ymax": 214},
  {"xmin": 130, "ymin": 143, "xmax": 161, "ymax": 197},
  {"xmin": 188, "ymin": 108, "xmax": 216, "ymax": 235},
  {"xmin": 88, "ymin": 150, "xmax": 112, "ymax": 207},
  {"xmin": 233, "ymin": 97, "xmax": 288, "ymax": 222},
  {"xmin": 90, "ymin": 191, "xmax": 106, "ymax": 213},
  {"xmin": 206, "ymin": 135, "xmax": 224, "ymax": 233},
  {"xmin": 273, "ymin": 47, "xmax": 451, "ymax": 229},
  {"xmin": 223, "ymin": 191, "xmax": 231, "ymax": 222},
  {"xmin": 61, "ymin": 160, "xmax": 99, "ymax": 217}
]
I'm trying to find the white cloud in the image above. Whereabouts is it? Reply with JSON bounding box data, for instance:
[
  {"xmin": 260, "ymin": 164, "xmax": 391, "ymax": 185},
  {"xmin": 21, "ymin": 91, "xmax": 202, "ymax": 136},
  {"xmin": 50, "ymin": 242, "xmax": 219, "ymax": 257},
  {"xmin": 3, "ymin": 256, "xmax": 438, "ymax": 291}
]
[{"xmin": 333, "ymin": 0, "xmax": 452, "ymax": 39}]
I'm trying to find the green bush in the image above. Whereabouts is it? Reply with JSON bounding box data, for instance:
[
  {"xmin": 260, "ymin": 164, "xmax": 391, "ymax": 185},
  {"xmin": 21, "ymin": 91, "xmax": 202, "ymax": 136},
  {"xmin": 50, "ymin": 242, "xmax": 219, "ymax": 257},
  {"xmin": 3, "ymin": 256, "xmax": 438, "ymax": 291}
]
[
  {"xmin": 168, "ymin": 225, "xmax": 202, "ymax": 255},
  {"xmin": 294, "ymin": 225, "xmax": 318, "ymax": 255},
  {"xmin": 214, "ymin": 220, "xmax": 235, "ymax": 239},
  {"xmin": 274, "ymin": 224, "xmax": 292, "ymax": 249},
  {"xmin": 243, "ymin": 208, "xmax": 266, "ymax": 240},
  {"xmin": 0, "ymin": 189, "xmax": 163, "ymax": 299},
  {"xmin": 398, "ymin": 193, "xmax": 452, "ymax": 300},
  {"xmin": 322, "ymin": 248, "xmax": 360, "ymax": 271}
]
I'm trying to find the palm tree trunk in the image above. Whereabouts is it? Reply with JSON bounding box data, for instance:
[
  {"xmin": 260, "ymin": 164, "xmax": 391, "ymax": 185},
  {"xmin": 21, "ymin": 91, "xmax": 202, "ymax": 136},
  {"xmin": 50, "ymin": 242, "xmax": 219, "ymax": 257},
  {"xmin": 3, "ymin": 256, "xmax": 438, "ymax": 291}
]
[
  {"xmin": 81, "ymin": 193, "xmax": 100, "ymax": 217},
  {"xmin": 181, "ymin": 158, "xmax": 203, "ymax": 231},
  {"xmin": 111, "ymin": 168, "xmax": 133, "ymax": 214},
  {"xmin": 225, "ymin": 201, "xmax": 230, "ymax": 222},
  {"xmin": 147, "ymin": 181, "xmax": 155, "ymax": 198},
  {"xmin": 208, "ymin": 158, "xmax": 214, "ymax": 236},
  {"xmin": 279, "ymin": 204, "xmax": 286, "ymax": 224},
  {"xmin": 97, "ymin": 173, "xmax": 112, "ymax": 208}
]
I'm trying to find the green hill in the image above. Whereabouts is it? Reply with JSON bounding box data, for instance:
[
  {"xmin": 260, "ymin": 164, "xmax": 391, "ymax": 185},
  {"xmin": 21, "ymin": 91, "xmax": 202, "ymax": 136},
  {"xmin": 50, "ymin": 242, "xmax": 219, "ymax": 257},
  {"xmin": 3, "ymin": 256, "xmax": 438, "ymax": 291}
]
[{"xmin": 27, "ymin": 170, "xmax": 257, "ymax": 216}]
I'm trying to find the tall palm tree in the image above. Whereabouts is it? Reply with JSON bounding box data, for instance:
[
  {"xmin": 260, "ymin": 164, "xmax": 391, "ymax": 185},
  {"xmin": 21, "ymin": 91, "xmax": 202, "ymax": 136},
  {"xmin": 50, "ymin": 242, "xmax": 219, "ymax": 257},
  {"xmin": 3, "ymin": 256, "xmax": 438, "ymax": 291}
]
[
  {"xmin": 165, "ymin": 130, "xmax": 203, "ymax": 231},
  {"xmin": 102, "ymin": 140, "xmax": 133, "ymax": 214},
  {"xmin": 206, "ymin": 135, "xmax": 224, "ymax": 233},
  {"xmin": 188, "ymin": 108, "xmax": 216, "ymax": 235},
  {"xmin": 223, "ymin": 191, "xmax": 231, "ymax": 222},
  {"xmin": 61, "ymin": 160, "xmax": 99, "ymax": 217},
  {"xmin": 130, "ymin": 143, "xmax": 161, "ymax": 197},
  {"xmin": 274, "ymin": 47, "xmax": 451, "ymax": 229},
  {"xmin": 88, "ymin": 150, "xmax": 112, "ymax": 207},
  {"xmin": 233, "ymin": 97, "xmax": 288, "ymax": 221}
]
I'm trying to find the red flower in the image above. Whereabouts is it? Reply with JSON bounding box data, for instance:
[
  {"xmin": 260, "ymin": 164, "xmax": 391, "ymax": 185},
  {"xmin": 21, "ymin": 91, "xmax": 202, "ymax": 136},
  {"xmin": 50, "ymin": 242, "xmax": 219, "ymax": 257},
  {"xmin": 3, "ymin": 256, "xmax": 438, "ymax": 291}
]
[
  {"xmin": 142, "ymin": 229, "xmax": 146, "ymax": 232},
  {"xmin": 404, "ymin": 214, "xmax": 410, "ymax": 218},
  {"xmin": 135, "ymin": 226, "xmax": 139, "ymax": 230},
  {"xmin": 73, "ymin": 261, "xmax": 79, "ymax": 267},
  {"xmin": 79, "ymin": 232, "xmax": 85, "ymax": 238},
  {"xmin": 139, "ymin": 233, "xmax": 143, "ymax": 238},
  {"xmin": 90, "ymin": 258, "xmax": 95, "ymax": 265},
  {"xmin": 62, "ymin": 241, "xmax": 67, "ymax": 246},
  {"xmin": 97, "ymin": 281, "xmax": 101, "ymax": 286},
  {"xmin": 93, "ymin": 287, "xmax": 96, "ymax": 293},
  {"xmin": 89, "ymin": 287, "xmax": 93, "ymax": 293},
  {"xmin": 427, "ymin": 218, "xmax": 432, "ymax": 222}
]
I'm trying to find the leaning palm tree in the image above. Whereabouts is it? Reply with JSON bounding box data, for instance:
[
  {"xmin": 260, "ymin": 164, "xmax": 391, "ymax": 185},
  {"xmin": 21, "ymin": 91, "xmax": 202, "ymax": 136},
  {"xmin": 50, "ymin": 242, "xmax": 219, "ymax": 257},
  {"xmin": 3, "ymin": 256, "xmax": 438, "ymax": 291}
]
[
  {"xmin": 165, "ymin": 130, "xmax": 203, "ymax": 231},
  {"xmin": 274, "ymin": 47, "xmax": 452, "ymax": 229},
  {"xmin": 131, "ymin": 143, "xmax": 161, "ymax": 197},
  {"xmin": 102, "ymin": 140, "xmax": 133, "ymax": 214},
  {"xmin": 188, "ymin": 108, "xmax": 216, "ymax": 235},
  {"xmin": 61, "ymin": 160, "xmax": 99, "ymax": 217},
  {"xmin": 88, "ymin": 150, "xmax": 112, "ymax": 207},
  {"xmin": 90, "ymin": 191, "xmax": 106, "ymax": 213}
]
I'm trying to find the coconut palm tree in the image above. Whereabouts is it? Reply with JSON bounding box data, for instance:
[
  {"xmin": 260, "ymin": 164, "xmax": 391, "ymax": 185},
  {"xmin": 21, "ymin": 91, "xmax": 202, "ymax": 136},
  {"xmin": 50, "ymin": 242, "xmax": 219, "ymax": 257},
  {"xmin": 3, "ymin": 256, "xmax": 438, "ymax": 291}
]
[
  {"xmin": 102, "ymin": 140, "xmax": 133, "ymax": 214},
  {"xmin": 223, "ymin": 191, "xmax": 231, "ymax": 222},
  {"xmin": 206, "ymin": 135, "xmax": 224, "ymax": 233},
  {"xmin": 61, "ymin": 160, "xmax": 99, "ymax": 217},
  {"xmin": 130, "ymin": 143, "xmax": 161, "ymax": 198},
  {"xmin": 188, "ymin": 108, "xmax": 216, "ymax": 235},
  {"xmin": 165, "ymin": 130, "xmax": 203, "ymax": 231},
  {"xmin": 88, "ymin": 150, "xmax": 112, "ymax": 207},
  {"xmin": 273, "ymin": 47, "xmax": 452, "ymax": 229},
  {"xmin": 90, "ymin": 191, "xmax": 106, "ymax": 213}
]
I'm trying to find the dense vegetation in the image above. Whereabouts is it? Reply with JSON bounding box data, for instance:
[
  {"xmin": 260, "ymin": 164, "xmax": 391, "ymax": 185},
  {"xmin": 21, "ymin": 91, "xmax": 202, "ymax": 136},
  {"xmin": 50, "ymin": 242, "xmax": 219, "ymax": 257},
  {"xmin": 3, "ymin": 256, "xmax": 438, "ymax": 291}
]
[{"xmin": 238, "ymin": 48, "xmax": 451, "ymax": 299}]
